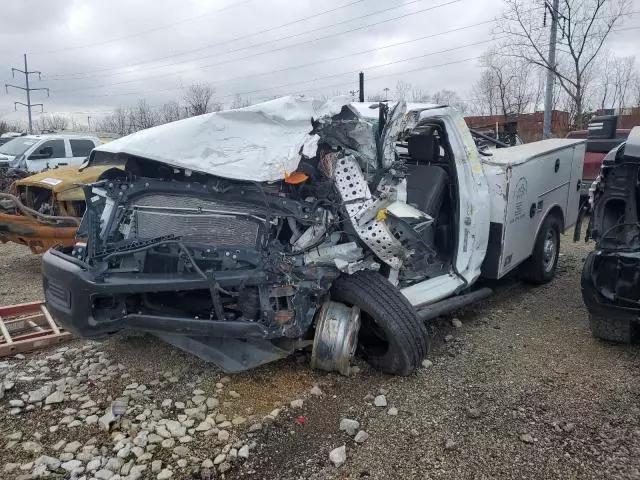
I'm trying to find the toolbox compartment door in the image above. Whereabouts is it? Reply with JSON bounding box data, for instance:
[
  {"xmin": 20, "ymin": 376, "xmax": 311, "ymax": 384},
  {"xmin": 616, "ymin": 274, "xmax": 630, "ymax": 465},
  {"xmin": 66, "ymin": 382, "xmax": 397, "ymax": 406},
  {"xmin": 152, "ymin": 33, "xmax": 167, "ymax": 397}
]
[{"xmin": 565, "ymin": 143, "xmax": 586, "ymax": 228}]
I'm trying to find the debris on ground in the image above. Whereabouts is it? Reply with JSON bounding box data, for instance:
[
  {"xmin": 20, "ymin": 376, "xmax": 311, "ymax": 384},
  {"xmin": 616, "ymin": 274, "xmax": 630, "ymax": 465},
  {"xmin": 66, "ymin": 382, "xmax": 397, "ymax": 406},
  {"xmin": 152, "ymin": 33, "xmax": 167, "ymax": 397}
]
[
  {"xmin": 338, "ymin": 418, "xmax": 360, "ymax": 436},
  {"xmin": 421, "ymin": 359, "xmax": 433, "ymax": 369},
  {"xmin": 329, "ymin": 445, "xmax": 347, "ymax": 468},
  {"xmin": 373, "ymin": 395, "xmax": 387, "ymax": 407}
]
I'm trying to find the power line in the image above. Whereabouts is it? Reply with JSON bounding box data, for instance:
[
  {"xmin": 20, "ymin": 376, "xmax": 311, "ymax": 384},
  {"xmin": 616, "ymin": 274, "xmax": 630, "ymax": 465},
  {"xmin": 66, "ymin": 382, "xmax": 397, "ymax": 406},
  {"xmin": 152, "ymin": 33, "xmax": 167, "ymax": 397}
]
[
  {"xmin": 5, "ymin": 54, "xmax": 49, "ymax": 133},
  {"xmin": 29, "ymin": 0, "xmax": 257, "ymax": 55},
  {"xmin": 214, "ymin": 40, "xmax": 496, "ymax": 100},
  {"xmin": 42, "ymin": 17, "xmax": 639, "ymax": 115},
  {"xmin": 49, "ymin": 0, "xmax": 463, "ymax": 90},
  {"xmin": 50, "ymin": 53, "xmax": 486, "ymax": 117},
  {"xmin": 46, "ymin": 0, "xmax": 366, "ymax": 79},
  {"xmin": 68, "ymin": 19, "xmax": 501, "ymax": 100},
  {"xmin": 46, "ymin": 21, "xmax": 639, "ymax": 114},
  {"xmin": 260, "ymin": 56, "xmax": 485, "ymax": 99}
]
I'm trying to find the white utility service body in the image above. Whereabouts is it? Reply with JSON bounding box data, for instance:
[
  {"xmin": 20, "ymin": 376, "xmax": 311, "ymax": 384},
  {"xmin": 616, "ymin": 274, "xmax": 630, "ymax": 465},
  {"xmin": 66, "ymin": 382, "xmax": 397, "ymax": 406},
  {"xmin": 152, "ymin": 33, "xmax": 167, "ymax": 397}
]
[
  {"xmin": 480, "ymin": 139, "xmax": 586, "ymax": 279},
  {"xmin": 398, "ymin": 106, "xmax": 585, "ymax": 308}
]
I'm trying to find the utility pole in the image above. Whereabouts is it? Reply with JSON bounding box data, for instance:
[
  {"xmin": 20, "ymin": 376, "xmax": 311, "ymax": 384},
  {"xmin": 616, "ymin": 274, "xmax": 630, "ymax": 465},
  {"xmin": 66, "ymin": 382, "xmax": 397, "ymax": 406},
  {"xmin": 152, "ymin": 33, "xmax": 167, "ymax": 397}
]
[
  {"xmin": 6, "ymin": 54, "xmax": 49, "ymax": 134},
  {"xmin": 383, "ymin": 87, "xmax": 390, "ymax": 101},
  {"xmin": 358, "ymin": 72, "xmax": 365, "ymax": 102},
  {"xmin": 87, "ymin": 116, "xmax": 92, "ymax": 131},
  {"xmin": 542, "ymin": 0, "xmax": 559, "ymax": 139}
]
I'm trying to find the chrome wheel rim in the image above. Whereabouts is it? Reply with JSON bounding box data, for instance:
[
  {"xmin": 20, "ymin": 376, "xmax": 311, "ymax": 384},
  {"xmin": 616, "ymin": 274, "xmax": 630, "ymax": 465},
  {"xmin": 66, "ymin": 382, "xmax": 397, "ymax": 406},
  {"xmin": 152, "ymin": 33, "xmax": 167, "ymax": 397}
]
[{"xmin": 542, "ymin": 229, "xmax": 557, "ymax": 273}]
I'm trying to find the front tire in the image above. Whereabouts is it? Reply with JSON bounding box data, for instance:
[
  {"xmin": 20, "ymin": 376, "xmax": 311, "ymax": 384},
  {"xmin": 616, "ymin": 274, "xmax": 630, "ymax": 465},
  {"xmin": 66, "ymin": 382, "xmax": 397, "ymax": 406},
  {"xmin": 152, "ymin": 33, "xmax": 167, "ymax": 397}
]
[
  {"xmin": 331, "ymin": 271, "xmax": 428, "ymax": 375},
  {"xmin": 521, "ymin": 214, "xmax": 561, "ymax": 284}
]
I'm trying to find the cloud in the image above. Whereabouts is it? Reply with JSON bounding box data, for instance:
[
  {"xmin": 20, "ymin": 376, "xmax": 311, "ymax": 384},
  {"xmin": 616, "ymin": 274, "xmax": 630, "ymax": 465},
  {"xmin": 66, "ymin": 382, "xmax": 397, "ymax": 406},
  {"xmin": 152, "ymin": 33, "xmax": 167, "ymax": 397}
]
[{"xmin": 0, "ymin": 0, "xmax": 638, "ymax": 127}]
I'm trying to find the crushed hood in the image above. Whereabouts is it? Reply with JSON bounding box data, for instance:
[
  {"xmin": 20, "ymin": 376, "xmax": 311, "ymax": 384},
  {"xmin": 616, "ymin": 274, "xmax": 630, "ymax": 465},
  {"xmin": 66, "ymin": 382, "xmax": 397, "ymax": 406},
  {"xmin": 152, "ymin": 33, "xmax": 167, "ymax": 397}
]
[{"xmin": 92, "ymin": 96, "xmax": 355, "ymax": 182}]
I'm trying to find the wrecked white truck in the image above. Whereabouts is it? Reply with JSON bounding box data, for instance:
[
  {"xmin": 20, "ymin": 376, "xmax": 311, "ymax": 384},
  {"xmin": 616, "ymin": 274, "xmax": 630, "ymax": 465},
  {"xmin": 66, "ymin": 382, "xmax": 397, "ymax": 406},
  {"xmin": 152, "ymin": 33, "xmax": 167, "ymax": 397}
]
[
  {"xmin": 41, "ymin": 97, "xmax": 585, "ymax": 375},
  {"xmin": 579, "ymin": 126, "xmax": 640, "ymax": 343}
]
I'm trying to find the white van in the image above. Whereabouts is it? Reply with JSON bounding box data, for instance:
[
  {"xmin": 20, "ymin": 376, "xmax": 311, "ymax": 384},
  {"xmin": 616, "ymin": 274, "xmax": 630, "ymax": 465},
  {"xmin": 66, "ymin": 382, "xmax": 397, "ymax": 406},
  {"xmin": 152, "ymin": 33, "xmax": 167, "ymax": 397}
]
[{"xmin": 0, "ymin": 134, "xmax": 101, "ymax": 173}]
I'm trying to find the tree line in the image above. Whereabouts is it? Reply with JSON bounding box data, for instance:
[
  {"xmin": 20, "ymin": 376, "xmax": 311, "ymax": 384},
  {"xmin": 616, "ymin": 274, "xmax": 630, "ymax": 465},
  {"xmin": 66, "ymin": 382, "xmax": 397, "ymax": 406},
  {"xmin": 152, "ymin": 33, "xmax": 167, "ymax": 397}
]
[
  {"xmin": 373, "ymin": 0, "xmax": 638, "ymax": 130},
  {"xmin": 96, "ymin": 84, "xmax": 253, "ymax": 137}
]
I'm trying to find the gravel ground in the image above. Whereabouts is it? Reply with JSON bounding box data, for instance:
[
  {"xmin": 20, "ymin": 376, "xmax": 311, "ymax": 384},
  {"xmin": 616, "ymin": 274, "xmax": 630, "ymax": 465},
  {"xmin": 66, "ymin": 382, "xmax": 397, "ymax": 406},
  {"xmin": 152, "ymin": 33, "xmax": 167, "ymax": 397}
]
[
  {"xmin": 0, "ymin": 242, "xmax": 43, "ymax": 305},
  {"xmin": 1, "ymin": 233, "xmax": 639, "ymax": 480}
]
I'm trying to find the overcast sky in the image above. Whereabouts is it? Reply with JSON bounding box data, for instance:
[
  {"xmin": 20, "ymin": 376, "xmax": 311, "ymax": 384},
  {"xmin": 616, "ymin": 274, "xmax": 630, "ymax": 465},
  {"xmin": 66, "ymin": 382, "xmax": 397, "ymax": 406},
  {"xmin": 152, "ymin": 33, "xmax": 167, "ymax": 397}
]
[{"xmin": 0, "ymin": 0, "xmax": 638, "ymax": 127}]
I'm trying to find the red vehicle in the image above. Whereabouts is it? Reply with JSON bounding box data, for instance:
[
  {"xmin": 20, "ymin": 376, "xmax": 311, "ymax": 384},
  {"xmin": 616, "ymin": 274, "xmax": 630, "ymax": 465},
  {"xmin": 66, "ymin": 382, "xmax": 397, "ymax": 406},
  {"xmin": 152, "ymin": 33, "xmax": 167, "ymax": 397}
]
[{"xmin": 567, "ymin": 115, "xmax": 631, "ymax": 198}]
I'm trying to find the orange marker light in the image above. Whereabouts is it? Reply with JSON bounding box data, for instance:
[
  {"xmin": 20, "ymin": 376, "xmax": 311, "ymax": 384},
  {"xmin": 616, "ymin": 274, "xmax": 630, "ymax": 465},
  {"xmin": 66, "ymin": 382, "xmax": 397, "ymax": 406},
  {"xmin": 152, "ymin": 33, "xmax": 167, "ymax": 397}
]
[{"xmin": 284, "ymin": 171, "xmax": 309, "ymax": 185}]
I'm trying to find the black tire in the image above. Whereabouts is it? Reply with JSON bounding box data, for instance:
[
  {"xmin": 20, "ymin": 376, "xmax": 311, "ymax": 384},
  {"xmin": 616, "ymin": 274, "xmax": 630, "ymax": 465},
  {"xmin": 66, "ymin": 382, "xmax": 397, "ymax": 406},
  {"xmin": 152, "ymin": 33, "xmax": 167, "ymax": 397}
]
[
  {"xmin": 331, "ymin": 270, "xmax": 428, "ymax": 375},
  {"xmin": 589, "ymin": 314, "xmax": 631, "ymax": 343},
  {"xmin": 521, "ymin": 214, "xmax": 561, "ymax": 284}
]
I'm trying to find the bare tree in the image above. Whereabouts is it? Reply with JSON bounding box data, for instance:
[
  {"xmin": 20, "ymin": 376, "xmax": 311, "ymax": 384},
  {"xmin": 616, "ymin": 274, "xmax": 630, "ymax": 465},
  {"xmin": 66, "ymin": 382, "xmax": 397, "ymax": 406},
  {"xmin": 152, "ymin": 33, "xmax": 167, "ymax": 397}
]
[
  {"xmin": 410, "ymin": 88, "xmax": 431, "ymax": 102},
  {"xmin": 612, "ymin": 56, "xmax": 636, "ymax": 109},
  {"xmin": 70, "ymin": 119, "xmax": 89, "ymax": 132},
  {"xmin": 430, "ymin": 89, "xmax": 468, "ymax": 113},
  {"xmin": 632, "ymin": 71, "xmax": 640, "ymax": 108},
  {"xmin": 159, "ymin": 101, "xmax": 182, "ymax": 124},
  {"xmin": 98, "ymin": 107, "xmax": 133, "ymax": 136},
  {"xmin": 231, "ymin": 94, "xmax": 251, "ymax": 109},
  {"xmin": 476, "ymin": 50, "xmax": 536, "ymax": 119},
  {"xmin": 471, "ymin": 70, "xmax": 498, "ymax": 115},
  {"xmin": 130, "ymin": 100, "xmax": 157, "ymax": 131},
  {"xmin": 497, "ymin": 0, "xmax": 630, "ymax": 128},
  {"xmin": 183, "ymin": 83, "xmax": 217, "ymax": 116},
  {"xmin": 597, "ymin": 52, "xmax": 616, "ymax": 109},
  {"xmin": 366, "ymin": 93, "xmax": 385, "ymax": 102},
  {"xmin": 48, "ymin": 115, "xmax": 70, "ymax": 131},
  {"xmin": 0, "ymin": 121, "xmax": 22, "ymax": 136},
  {"xmin": 34, "ymin": 116, "xmax": 47, "ymax": 133},
  {"xmin": 33, "ymin": 114, "xmax": 70, "ymax": 132},
  {"xmin": 395, "ymin": 80, "xmax": 412, "ymax": 100}
]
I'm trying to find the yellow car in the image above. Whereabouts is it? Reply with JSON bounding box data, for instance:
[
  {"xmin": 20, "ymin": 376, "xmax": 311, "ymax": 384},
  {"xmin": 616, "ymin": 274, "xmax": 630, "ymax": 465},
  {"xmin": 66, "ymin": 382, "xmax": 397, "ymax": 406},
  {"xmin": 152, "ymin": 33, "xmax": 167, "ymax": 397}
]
[{"xmin": 0, "ymin": 165, "xmax": 122, "ymax": 253}]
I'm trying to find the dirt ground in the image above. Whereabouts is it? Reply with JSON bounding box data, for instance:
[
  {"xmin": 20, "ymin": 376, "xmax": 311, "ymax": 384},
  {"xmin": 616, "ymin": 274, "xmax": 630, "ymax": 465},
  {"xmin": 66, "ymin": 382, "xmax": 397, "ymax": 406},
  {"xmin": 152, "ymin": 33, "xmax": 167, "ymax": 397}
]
[{"xmin": 1, "ymin": 232, "xmax": 639, "ymax": 480}]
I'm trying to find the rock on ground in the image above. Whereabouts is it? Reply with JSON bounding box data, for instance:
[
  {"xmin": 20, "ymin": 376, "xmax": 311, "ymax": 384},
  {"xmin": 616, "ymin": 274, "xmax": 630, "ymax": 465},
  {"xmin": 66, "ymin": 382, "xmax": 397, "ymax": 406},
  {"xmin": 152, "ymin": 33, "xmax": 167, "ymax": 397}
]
[
  {"xmin": 339, "ymin": 418, "xmax": 360, "ymax": 436},
  {"xmin": 373, "ymin": 395, "xmax": 387, "ymax": 407},
  {"xmin": 329, "ymin": 445, "xmax": 347, "ymax": 468}
]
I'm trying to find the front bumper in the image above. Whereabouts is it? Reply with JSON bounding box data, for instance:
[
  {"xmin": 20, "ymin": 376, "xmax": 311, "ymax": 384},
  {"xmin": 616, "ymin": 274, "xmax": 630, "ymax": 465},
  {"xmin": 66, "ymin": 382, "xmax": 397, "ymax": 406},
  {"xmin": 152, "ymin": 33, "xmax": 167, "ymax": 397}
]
[
  {"xmin": 0, "ymin": 213, "xmax": 77, "ymax": 253},
  {"xmin": 42, "ymin": 249, "xmax": 271, "ymax": 339},
  {"xmin": 581, "ymin": 250, "xmax": 640, "ymax": 325}
]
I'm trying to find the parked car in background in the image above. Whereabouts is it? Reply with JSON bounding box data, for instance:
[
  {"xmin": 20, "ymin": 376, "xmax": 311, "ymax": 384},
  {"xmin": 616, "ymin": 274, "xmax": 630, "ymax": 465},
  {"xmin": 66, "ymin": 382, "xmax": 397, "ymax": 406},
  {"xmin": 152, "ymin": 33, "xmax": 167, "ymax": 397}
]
[
  {"xmin": 0, "ymin": 134, "xmax": 101, "ymax": 173},
  {"xmin": 567, "ymin": 115, "xmax": 631, "ymax": 198}
]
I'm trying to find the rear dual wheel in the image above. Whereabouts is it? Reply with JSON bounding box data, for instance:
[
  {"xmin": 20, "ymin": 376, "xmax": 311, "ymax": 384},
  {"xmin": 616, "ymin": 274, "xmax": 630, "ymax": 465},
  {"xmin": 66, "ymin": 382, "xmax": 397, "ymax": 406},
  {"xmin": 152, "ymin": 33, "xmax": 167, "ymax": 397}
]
[{"xmin": 521, "ymin": 214, "xmax": 561, "ymax": 284}]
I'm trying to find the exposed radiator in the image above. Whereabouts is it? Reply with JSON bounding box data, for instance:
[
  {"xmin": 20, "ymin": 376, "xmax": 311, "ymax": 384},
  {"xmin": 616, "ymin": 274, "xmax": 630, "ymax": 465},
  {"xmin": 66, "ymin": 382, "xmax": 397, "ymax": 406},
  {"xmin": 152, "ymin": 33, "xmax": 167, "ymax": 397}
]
[{"xmin": 125, "ymin": 194, "xmax": 262, "ymax": 247}]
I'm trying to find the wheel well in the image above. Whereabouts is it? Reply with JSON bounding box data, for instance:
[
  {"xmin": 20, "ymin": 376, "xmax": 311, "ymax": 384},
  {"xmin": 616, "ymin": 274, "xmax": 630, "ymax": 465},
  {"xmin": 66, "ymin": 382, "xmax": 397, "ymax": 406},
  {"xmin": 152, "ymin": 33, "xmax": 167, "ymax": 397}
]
[{"xmin": 547, "ymin": 205, "xmax": 565, "ymax": 232}]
